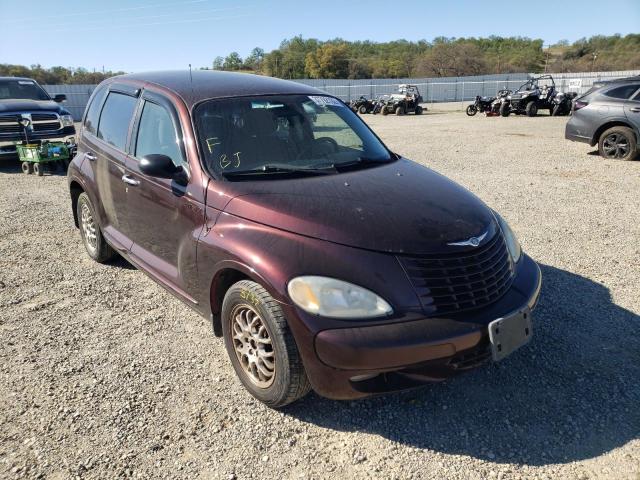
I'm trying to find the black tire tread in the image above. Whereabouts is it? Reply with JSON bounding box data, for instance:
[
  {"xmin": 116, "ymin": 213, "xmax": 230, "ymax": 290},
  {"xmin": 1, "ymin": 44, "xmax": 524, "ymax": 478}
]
[
  {"xmin": 223, "ymin": 280, "xmax": 311, "ymax": 407},
  {"xmin": 77, "ymin": 192, "xmax": 116, "ymax": 263},
  {"xmin": 598, "ymin": 126, "xmax": 638, "ymax": 161}
]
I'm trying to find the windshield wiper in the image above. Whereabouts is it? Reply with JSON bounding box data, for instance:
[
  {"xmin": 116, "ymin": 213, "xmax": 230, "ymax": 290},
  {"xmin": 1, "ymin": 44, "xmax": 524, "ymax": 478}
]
[
  {"xmin": 329, "ymin": 156, "xmax": 395, "ymax": 172},
  {"xmin": 221, "ymin": 164, "xmax": 335, "ymax": 179}
]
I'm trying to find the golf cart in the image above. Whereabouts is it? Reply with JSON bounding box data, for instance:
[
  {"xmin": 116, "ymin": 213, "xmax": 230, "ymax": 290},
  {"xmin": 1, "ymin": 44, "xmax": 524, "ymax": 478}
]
[
  {"xmin": 380, "ymin": 84, "xmax": 424, "ymax": 116},
  {"xmin": 500, "ymin": 75, "xmax": 557, "ymax": 117}
]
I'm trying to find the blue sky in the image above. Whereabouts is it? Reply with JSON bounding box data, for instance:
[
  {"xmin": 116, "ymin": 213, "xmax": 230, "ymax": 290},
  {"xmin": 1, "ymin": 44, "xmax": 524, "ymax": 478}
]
[{"xmin": 0, "ymin": 0, "xmax": 638, "ymax": 72}]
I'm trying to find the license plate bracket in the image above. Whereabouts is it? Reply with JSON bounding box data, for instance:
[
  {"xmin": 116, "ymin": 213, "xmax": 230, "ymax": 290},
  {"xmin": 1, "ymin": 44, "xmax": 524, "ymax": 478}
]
[{"xmin": 488, "ymin": 309, "xmax": 533, "ymax": 361}]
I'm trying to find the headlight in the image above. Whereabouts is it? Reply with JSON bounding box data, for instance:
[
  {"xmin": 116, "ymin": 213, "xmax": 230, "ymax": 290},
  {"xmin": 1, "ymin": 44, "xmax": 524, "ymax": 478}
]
[
  {"xmin": 506, "ymin": 95, "xmax": 511, "ymax": 100},
  {"xmin": 287, "ymin": 276, "xmax": 393, "ymax": 319},
  {"xmin": 61, "ymin": 114, "xmax": 74, "ymax": 127},
  {"xmin": 494, "ymin": 213, "xmax": 522, "ymax": 263}
]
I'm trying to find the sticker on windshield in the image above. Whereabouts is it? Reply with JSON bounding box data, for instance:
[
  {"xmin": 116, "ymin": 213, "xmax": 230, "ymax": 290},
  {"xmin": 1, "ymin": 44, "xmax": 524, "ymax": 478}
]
[
  {"xmin": 18, "ymin": 81, "xmax": 35, "ymax": 85},
  {"xmin": 308, "ymin": 96, "xmax": 344, "ymax": 107}
]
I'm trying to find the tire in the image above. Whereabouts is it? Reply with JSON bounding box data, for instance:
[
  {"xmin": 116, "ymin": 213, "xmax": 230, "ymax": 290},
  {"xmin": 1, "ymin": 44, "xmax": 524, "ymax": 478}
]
[
  {"xmin": 33, "ymin": 163, "xmax": 43, "ymax": 176},
  {"xmin": 598, "ymin": 126, "xmax": 637, "ymax": 161},
  {"xmin": 525, "ymin": 101, "xmax": 538, "ymax": 117},
  {"xmin": 381, "ymin": 107, "xmax": 388, "ymax": 116},
  {"xmin": 358, "ymin": 105, "xmax": 367, "ymax": 114},
  {"xmin": 395, "ymin": 106, "xmax": 405, "ymax": 116},
  {"xmin": 222, "ymin": 280, "xmax": 311, "ymax": 408},
  {"xmin": 21, "ymin": 162, "xmax": 32, "ymax": 174},
  {"xmin": 76, "ymin": 192, "xmax": 116, "ymax": 262},
  {"xmin": 466, "ymin": 105, "xmax": 477, "ymax": 116},
  {"xmin": 415, "ymin": 105, "xmax": 423, "ymax": 115},
  {"xmin": 552, "ymin": 105, "xmax": 562, "ymax": 116},
  {"xmin": 500, "ymin": 102, "xmax": 511, "ymax": 117}
]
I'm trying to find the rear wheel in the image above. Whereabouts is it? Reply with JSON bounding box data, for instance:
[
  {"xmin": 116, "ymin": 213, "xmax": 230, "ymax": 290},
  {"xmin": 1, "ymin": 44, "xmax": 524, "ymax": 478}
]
[
  {"xmin": 598, "ymin": 126, "xmax": 637, "ymax": 161},
  {"xmin": 415, "ymin": 105, "xmax": 423, "ymax": 115},
  {"xmin": 77, "ymin": 192, "xmax": 116, "ymax": 262},
  {"xmin": 552, "ymin": 105, "xmax": 562, "ymax": 116},
  {"xmin": 500, "ymin": 102, "xmax": 511, "ymax": 117},
  {"xmin": 466, "ymin": 105, "xmax": 477, "ymax": 116},
  {"xmin": 381, "ymin": 106, "xmax": 388, "ymax": 116},
  {"xmin": 33, "ymin": 163, "xmax": 43, "ymax": 176},
  {"xmin": 525, "ymin": 101, "xmax": 538, "ymax": 117},
  {"xmin": 358, "ymin": 105, "xmax": 367, "ymax": 114},
  {"xmin": 21, "ymin": 162, "xmax": 32, "ymax": 174},
  {"xmin": 395, "ymin": 105, "xmax": 405, "ymax": 116},
  {"xmin": 222, "ymin": 280, "xmax": 311, "ymax": 408}
]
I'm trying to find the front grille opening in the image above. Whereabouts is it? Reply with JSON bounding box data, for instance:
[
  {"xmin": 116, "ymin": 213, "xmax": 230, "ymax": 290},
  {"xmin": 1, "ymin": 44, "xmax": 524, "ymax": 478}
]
[{"xmin": 398, "ymin": 232, "xmax": 514, "ymax": 316}]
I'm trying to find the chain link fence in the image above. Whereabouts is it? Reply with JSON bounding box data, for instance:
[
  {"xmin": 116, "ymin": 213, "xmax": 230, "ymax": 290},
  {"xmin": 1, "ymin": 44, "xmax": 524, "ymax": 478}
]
[{"xmin": 44, "ymin": 70, "xmax": 640, "ymax": 120}]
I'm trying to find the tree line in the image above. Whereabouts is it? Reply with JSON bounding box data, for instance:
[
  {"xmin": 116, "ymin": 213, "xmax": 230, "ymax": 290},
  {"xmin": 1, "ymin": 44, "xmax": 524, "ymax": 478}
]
[
  {"xmin": 212, "ymin": 34, "xmax": 640, "ymax": 79},
  {"xmin": 2, "ymin": 34, "xmax": 638, "ymax": 85}
]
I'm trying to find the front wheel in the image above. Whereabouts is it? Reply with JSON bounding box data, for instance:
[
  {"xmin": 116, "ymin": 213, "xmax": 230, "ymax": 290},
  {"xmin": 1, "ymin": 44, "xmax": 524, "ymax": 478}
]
[
  {"xmin": 415, "ymin": 105, "xmax": 423, "ymax": 115},
  {"xmin": 466, "ymin": 105, "xmax": 477, "ymax": 116},
  {"xmin": 21, "ymin": 162, "xmax": 33, "ymax": 174},
  {"xmin": 598, "ymin": 126, "xmax": 637, "ymax": 161},
  {"xmin": 381, "ymin": 107, "xmax": 388, "ymax": 116},
  {"xmin": 525, "ymin": 101, "xmax": 538, "ymax": 117},
  {"xmin": 77, "ymin": 192, "xmax": 116, "ymax": 262},
  {"xmin": 552, "ymin": 105, "xmax": 562, "ymax": 116},
  {"xmin": 500, "ymin": 103, "xmax": 511, "ymax": 117},
  {"xmin": 222, "ymin": 280, "xmax": 311, "ymax": 408},
  {"xmin": 358, "ymin": 105, "xmax": 367, "ymax": 114},
  {"xmin": 33, "ymin": 163, "xmax": 44, "ymax": 176},
  {"xmin": 395, "ymin": 106, "xmax": 404, "ymax": 116}
]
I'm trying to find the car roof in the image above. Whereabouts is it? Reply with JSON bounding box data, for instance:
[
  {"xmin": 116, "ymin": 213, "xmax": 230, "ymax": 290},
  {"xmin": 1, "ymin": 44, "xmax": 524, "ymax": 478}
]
[
  {"xmin": 0, "ymin": 76, "xmax": 37, "ymax": 82},
  {"xmin": 113, "ymin": 70, "xmax": 324, "ymax": 109},
  {"xmin": 594, "ymin": 75, "xmax": 640, "ymax": 86}
]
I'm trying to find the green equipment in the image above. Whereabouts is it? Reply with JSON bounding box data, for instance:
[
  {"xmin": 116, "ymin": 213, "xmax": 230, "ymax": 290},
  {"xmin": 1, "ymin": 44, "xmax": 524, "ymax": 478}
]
[{"xmin": 17, "ymin": 141, "xmax": 72, "ymax": 176}]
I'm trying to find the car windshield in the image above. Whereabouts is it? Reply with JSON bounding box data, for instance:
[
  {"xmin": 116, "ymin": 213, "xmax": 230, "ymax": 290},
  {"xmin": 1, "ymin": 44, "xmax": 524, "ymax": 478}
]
[
  {"xmin": 0, "ymin": 79, "xmax": 50, "ymax": 101},
  {"xmin": 194, "ymin": 94, "xmax": 393, "ymax": 180}
]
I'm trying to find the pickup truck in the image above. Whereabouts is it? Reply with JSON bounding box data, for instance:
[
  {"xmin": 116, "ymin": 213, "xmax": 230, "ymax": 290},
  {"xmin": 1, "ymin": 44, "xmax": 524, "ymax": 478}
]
[{"xmin": 0, "ymin": 77, "xmax": 76, "ymax": 159}]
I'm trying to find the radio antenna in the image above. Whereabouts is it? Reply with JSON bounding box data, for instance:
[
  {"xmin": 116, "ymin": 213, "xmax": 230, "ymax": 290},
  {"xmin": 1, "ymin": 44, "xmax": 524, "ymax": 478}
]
[{"xmin": 188, "ymin": 63, "xmax": 194, "ymax": 96}]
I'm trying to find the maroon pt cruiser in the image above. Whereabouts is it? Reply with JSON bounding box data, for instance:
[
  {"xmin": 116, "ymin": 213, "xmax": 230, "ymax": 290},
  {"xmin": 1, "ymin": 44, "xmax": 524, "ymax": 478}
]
[{"xmin": 68, "ymin": 71, "xmax": 541, "ymax": 407}]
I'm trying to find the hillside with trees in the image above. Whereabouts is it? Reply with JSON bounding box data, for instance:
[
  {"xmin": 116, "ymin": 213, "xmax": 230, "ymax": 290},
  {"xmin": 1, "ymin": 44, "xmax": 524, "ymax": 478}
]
[{"xmin": 2, "ymin": 34, "xmax": 637, "ymax": 84}]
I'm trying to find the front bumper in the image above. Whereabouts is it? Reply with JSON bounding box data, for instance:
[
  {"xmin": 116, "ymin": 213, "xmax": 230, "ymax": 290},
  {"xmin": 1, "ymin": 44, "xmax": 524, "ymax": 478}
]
[{"xmin": 285, "ymin": 254, "xmax": 542, "ymax": 400}]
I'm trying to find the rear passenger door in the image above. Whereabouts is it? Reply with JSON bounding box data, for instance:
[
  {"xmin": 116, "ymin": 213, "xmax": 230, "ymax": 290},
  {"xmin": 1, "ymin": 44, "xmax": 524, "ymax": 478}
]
[
  {"xmin": 623, "ymin": 84, "xmax": 640, "ymax": 134},
  {"xmin": 121, "ymin": 91, "xmax": 202, "ymax": 301},
  {"xmin": 81, "ymin": 84, "xmax": 140, "ymax": 252}
]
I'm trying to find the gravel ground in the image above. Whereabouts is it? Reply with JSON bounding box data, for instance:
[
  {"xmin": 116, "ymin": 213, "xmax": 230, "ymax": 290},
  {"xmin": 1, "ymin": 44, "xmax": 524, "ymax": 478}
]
[{"xmin": 1, "ymin": 112, "xmax": 638, "ymax": 480}]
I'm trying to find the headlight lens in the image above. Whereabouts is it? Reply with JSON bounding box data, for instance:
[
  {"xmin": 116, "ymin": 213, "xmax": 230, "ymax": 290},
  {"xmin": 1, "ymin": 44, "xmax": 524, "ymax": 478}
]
[
  {"xmin": 495, "ymin": 213, "xmax": 522, "ymax": 263},
  {"xmin": 61, "ymin": 114, "xmax": 74, "ymax": 127},
  {"xmin": 288, "ymin": 276, "xmax": 393, "ymax": 319}
]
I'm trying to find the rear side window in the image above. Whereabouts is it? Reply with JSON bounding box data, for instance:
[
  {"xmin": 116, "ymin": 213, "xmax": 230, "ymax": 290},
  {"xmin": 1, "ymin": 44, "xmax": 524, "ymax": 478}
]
[
  {"xmin": 135, "ymin": 101, "xmax": 184, "ymax": 166},
  {"xmin": 97, "ymin": 92, "xmax": 138, "ymax": 150},
  {"xmin": 603, "ymin": 84, "xmax": 640, "ymax": 100},
  {"xmin": 84, "ymin": 86, "xmax": 108, "ymax": 135}
]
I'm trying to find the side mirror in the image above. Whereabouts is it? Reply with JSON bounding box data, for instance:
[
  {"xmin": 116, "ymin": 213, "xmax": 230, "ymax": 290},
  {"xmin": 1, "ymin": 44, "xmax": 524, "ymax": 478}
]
[
  {"xmin": 53, "ymin": 94, "xmax": 67, "ymax": 103},
  {"xmin": 139, "ymin": 154, "xmax": 183, "ymax": 179}
]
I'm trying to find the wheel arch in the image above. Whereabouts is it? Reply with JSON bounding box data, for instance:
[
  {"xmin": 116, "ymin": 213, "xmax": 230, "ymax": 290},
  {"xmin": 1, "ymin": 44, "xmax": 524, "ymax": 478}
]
[
  {"xmin": 208, "ymin": 261, "xmax": 281, "ymax": 337},
  {"xmin": 69, "ymin": 180, "xmax": 84, "ymax": 228},
  {"xmin": 591, "ymin": 120, "xmax": 637, "ymax": 147}
]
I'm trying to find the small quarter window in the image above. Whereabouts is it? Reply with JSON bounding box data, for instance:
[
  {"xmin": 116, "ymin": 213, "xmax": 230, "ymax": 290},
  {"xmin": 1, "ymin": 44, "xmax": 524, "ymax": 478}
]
[
  {"xmin": 603, "ymin": 84, "xmax": 640, "ymax": 100},
  {"xmin": 135, "ymin": 101, "xmax": 184, "ymax": 166},
  {"xmin": 84, "ymin": 86, "xmax": 108, "ymax": 135},
  {"xmin": 97, "ymin": 92, "xmax": 138, "ymax": 151}
]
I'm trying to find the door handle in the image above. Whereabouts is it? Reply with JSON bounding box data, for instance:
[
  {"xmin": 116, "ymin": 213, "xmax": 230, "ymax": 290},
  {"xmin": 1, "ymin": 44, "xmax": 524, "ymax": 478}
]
[
  {"xmin": 85, "ymin": 152, "xmax": 97, "ymax": 161},
  {"xmin": 121, "ymin": 175, "xmax": 140, "ymax": 186},
  {"xmin": 629, "ymin": 107, "xmax": 640, "ymax": 113}
]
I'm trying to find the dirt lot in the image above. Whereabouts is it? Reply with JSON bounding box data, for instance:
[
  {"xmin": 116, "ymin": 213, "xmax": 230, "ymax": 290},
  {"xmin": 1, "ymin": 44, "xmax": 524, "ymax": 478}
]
[{"xmin": 1, "ymin": 111, "xmax": 639, "ymax": 480}]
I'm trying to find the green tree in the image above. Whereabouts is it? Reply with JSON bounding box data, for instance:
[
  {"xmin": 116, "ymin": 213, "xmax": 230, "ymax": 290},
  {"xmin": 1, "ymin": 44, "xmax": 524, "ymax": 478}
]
[{"xmin": 223, "ymin": 52, "xmax": 243, "ymax": 71}]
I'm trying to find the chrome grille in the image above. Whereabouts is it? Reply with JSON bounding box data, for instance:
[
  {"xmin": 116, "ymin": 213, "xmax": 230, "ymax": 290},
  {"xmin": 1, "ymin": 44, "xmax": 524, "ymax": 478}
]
[
  {"xmin": 398, "ymin": 232, "xmax": 514, "ymax": 316},
  {"xmin": 0, "ymin": 112, "xmax": 62, "ymax": 135}
]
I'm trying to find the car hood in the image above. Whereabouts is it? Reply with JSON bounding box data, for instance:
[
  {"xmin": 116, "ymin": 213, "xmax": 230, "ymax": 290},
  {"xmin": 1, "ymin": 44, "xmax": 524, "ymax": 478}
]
[
  {"xmin": 0, "ymin": 99, "xmax": 66, "ymax": 114},
  {"xmin": 220, "ymin": 158, "xmax": 497, "ymax": 255}
]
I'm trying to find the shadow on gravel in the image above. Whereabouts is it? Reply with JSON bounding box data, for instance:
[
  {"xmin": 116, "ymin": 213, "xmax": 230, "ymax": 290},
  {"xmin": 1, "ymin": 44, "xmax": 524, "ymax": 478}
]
[{"xmin": 286, "ymin": 264, "xmax": 640, "ymax": 466}]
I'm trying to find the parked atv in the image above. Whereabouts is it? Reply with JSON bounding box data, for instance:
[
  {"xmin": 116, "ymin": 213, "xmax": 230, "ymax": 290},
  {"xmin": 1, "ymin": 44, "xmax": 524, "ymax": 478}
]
[
  {"xmin": 551, "ymin": 91, "xmax": 578, "ymax": 116},
  {"xmin": 380, "ymin": 84, "xmax": 424, "ymax": 115},
  {"xmin": 349, "ymin": 96, "xmax": 375, "ymax": 114},
  {"xmin": 500, "ymin": 75, "xmax": 556, "ymax": 117},
  {"xmin": 489, "ymin": 89, "xmax": 512, "ymax": 116},
  {"xmin": 466, "ymin": 95, "xmax": 495, "ymax": 116},
  {"xmin": 370, "ymin": 95, "xmax": 389, "ymax": 115}
]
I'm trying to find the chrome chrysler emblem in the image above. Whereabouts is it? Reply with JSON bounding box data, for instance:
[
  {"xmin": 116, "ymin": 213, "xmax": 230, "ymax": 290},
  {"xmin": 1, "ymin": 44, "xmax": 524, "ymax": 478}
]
[{"xmin": 447, "ymin": 231, "xmax": 488, "ymax": 247}]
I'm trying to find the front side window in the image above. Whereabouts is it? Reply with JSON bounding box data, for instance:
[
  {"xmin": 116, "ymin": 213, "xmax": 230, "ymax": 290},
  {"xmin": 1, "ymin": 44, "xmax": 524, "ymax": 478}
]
[
  {"xmin": 194, "ymin": 94, "xmax": 392, "ymax": 180},
  {"xmin": 0, "ymin": 79, "xmax": 50, "ymax": 101},
  {"xmin": 84, "ymin": 85, "xmax": 108, "ymax": 135},
  {"xmin": 135, "ymin": 101, "xmax": 184, "ymax": 166},
  {"xmin": 97, "ymin": 92, "xmax": 138, "ymax": 151},
  {"xmin": 603, "ymin": 84, "xmax": 640, "ymax": 100}
]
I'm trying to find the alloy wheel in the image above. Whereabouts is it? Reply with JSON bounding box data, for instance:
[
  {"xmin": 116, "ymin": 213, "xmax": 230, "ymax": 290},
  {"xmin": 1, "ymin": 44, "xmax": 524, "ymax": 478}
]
[
  {"xmin": 602, "ymin": 133, "xmax": 630, "ymax": 159},
  {"xmin": 231, "ymin": 305, "xmax": 276, "ymax": 388},
  {"xmin": 80, "ymin": 202, "xmax": 97, "ymax": 254}
]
